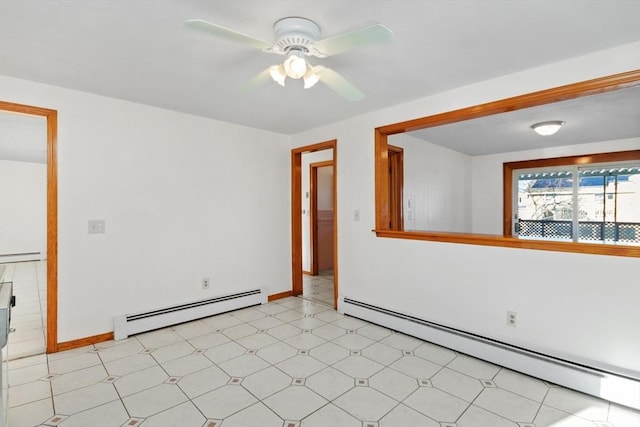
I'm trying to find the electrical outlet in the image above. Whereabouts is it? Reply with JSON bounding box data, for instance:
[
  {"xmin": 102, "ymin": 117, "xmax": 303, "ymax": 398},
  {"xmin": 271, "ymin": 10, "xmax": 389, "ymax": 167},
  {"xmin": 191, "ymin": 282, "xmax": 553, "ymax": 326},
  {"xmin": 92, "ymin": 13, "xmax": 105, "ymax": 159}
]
[
  {"xmin": 507, "ymin": 310, "xmax": 517, "ymax": 327},
  {"xmin": 202, "ymin": 278, "xmax": 210, "ymax": 290}
]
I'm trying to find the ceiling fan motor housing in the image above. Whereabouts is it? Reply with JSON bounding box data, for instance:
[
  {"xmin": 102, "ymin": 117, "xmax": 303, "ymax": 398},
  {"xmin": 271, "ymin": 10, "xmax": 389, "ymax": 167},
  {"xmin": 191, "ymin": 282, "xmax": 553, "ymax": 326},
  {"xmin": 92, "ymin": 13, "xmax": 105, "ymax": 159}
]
[{"xmin": 273, "ymin": 17, "xmax": 321, "ymax": 54}]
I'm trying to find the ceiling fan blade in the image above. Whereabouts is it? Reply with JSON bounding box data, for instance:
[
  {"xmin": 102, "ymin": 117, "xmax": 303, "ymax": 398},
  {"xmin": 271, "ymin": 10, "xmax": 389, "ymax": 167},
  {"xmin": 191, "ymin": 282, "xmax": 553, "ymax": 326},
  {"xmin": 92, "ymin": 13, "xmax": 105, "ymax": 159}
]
[
  {"xmin": 239, "ymin": 67, "xmax": 273, "ymax": 92},
  {"xmin": 313, "ymin": 23, "xmax": 392, "ymax": 57},
  {"xmin": 185, "ymin": 19, "xmax": 273, "ymax": 51},
  {"xmin": 315, "ymin": 66, "xmax": 364, "ymax": 101}
]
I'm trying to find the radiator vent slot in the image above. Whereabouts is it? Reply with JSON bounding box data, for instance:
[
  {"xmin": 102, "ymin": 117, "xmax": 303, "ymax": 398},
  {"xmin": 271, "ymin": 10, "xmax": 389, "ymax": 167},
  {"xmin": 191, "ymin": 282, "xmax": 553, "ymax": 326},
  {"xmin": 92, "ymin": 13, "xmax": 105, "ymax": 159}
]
[{"xmin": 114, "ymin": 288, "xmax": 266, "ymax": 340}]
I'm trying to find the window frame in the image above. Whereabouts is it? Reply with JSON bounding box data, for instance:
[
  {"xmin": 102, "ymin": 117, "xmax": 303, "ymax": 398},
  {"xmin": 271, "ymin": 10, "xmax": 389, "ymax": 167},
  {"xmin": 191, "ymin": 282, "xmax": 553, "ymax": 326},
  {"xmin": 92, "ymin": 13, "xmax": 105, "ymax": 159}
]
[
  {"xmin": 504, "ymin": 151, "xmax": 640, "ymax": 244},
  {"xmin": 374, "ymin": 69, "xmax": 640, "ymax": 258}
]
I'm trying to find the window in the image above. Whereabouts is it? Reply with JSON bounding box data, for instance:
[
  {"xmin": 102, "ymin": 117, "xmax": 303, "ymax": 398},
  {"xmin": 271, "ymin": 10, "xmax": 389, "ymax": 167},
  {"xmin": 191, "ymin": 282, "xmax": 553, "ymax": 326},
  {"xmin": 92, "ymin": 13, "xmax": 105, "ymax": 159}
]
[
  {"xmin": 374, "ymin": 69, "xmax": 640, "ymax": 257},
  {"xmin": 504, "ymin": 151, "xmax": 640, "ymax": 247}
]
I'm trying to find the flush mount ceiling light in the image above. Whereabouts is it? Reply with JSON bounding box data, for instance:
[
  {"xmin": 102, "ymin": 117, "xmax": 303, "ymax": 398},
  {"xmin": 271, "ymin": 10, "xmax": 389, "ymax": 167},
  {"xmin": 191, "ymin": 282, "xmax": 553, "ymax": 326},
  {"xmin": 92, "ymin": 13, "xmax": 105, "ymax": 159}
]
[
  {"xmin": 185, "ymin": 16, "xmax": 393, "ymax": 101},
  {"xmin": 531, "ymin": 121, "xmax": 565, "ymax": 136}
]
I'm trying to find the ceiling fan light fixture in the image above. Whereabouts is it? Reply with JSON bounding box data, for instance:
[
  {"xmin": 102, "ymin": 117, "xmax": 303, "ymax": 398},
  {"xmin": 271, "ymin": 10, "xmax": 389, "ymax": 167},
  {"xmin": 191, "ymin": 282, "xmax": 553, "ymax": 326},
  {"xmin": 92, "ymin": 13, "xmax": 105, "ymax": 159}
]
[
  {"xmin": 283, "ymin": 50, "xmax": 308, "ymax": 79},
  {"xmin": 531, "ymin": 120, "xmax": 565, "ymax": 136},
  {"xmin": 269, "ymin": 64, "xmax": 286, "ymax": 86},
  {"xmin": 303, "ymin": 68, "xmax": 319, "ymax": 89}
]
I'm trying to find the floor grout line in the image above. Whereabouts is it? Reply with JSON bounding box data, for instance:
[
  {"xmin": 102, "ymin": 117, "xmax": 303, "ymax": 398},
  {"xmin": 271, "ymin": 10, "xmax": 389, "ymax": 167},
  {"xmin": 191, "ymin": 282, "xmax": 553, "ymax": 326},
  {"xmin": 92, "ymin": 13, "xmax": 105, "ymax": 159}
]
[{"xmin": 4, "ymin": 293, "xmax": 638, "ymax": 426}]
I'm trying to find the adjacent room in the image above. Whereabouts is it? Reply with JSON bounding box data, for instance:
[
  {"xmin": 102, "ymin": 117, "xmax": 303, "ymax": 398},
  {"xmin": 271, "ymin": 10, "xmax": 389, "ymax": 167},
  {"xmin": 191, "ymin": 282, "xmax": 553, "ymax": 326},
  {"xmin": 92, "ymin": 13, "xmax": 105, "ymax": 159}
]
[{"xmin": 0, "ymin": 1, "xmax": 639, "ymax": 426}]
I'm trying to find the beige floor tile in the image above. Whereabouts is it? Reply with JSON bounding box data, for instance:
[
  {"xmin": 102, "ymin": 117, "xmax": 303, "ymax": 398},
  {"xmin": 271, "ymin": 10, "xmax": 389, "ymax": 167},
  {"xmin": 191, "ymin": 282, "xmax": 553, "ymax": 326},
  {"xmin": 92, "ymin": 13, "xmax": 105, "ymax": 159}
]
[
  {"xmin": 138, "ymin": 401, "xmax": 206, "ymax": 427},
  {"xmin": 332, "ymin": 386, "xmax": 397, "ymax": 421},
  {"xmin": 7, "ymin": 397, "xmax": 53, "ymax": 427},
  {"xmin": 369, "ymin": 367, "xmax": 419, "ymax": 401},
  {"xmin": 122, "ymin": 383, "xmax": 188, "ymax": 418},
  {"xmin": 262, "ymin": 385, "xmax": 328, "ymax": 420},
  {"xmin": 431, "ymin": 367, "xmax": 484, "ymax": 402},
  {"xmin": 193, "ymin": 384, "xmax": 258, "ymax": 419},
  {"xmin": 474, "ymin": 387, "xmax": 540, "ymax": 423},
  {"xmin": 56, "ymin": 400, "xmax": 129, "ymax": 427},
  {"xmin": 379, "ymin": 403, "xmax": 440, "ymax": 427},
  {"xmin": 114, "ymin": 365, "xmax": 168, "ymax": 397},
  {"xmin": 241, "ymin": 366, "xmax": 292, "ymax": 399},
  {"xmin": 8, "ymin": 379, "xmax": 51, "ymax": 407},
  {"xmin": 403, "ymin": 386, "xmax": 469, "ymax": 423},
  {"xmin": 457, "ymin": 405, "xmax": 518, "ymax": 427},
  {"xmin": 218, "ymin": 402, "xmax": 283, "ymax": 427},
  {"xmin": 53, "ymin": 382, "xmax": 119, "ymax": 415},
  {"xmin": 8, "ymin": 359, "xmax": 49, "ymax": 386},
  {"xmin": 6, "ymin": 296, "xmax": 637, "ymax": 426},
  {"xmin": 51, "ymin": 364, "xmax": 109, "ymax": 395},
  {"xmin": 305, "ymin": 367, "xmax": 354, "ymax": 401}
]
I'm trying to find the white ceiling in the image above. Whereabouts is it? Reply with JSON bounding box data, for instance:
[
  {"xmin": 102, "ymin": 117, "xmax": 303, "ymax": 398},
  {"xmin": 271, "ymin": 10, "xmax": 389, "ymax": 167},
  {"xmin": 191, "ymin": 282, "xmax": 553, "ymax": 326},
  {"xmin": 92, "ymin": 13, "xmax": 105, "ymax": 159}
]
[
  {"xmin": 1, "ymin": 0, "xmax": 639, "ymax": 138},
  {"xmin": 406, "ymin": 85, "xmax": 640, "ymax": 156}
]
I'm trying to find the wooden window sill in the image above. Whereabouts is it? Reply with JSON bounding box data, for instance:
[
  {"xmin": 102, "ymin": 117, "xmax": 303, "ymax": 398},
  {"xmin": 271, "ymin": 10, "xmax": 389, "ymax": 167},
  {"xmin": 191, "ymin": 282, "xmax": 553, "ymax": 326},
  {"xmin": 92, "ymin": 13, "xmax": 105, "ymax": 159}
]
[{"xmin": 373, "ymin": 229, "xmax": 640, "ymax": 257}]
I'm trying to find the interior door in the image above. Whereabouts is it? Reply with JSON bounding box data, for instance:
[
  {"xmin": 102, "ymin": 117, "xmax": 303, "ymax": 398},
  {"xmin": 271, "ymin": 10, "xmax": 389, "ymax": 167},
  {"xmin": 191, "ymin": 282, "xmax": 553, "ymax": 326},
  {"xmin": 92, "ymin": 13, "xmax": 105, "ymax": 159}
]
[{"xmin": 311, "ymin": 161, "xmax": 334, "ymax": 274}]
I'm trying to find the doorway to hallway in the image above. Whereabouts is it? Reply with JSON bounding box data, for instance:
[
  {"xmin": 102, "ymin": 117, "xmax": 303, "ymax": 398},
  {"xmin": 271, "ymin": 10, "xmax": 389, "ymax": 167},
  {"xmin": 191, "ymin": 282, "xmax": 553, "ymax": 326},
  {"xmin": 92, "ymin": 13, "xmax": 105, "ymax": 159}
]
[
  {"xmin": 291, "ymin": 140, "xmax": 337, "ymax": 308},
  {"xmin": 302, "ymin": 269, "xmax": 334, "ymax": 306},
  {"xmin": 303, "ymin": 160, "xmax": 334, "ymax": 306},
  {"xmin": 0, "ymin": 100, "xmax": 59, "ymax": 354}
]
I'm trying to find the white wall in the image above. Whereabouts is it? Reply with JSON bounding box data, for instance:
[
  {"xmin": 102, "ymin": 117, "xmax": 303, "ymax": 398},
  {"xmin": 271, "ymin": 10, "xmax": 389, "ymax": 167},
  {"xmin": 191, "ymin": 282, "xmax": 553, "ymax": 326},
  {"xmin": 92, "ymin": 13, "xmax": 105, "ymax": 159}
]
[
  {"xmin": 0, "ymin": 159, "xmax": 47, "ymax": 257},
  {"xmin": 292, "ymin": 42, "xmax": 640, "ymax": 374},
  {"xmin": 389, "ymin": 133, "xmax": 471, "ymax": 232},
  {"xmin": 301, "ymin": 150, "xmax": 333, "ymax": 272},
  {"xmin": 2, "ymin": 39, "xmax": 638, "ymax": 375},
  {"xmin": 471, "ymin": 137, "xmax": 640, "ymax": 235},
  {"xmin": 0, "ymin": 75, "xmax": 291, "ymax": 342}
]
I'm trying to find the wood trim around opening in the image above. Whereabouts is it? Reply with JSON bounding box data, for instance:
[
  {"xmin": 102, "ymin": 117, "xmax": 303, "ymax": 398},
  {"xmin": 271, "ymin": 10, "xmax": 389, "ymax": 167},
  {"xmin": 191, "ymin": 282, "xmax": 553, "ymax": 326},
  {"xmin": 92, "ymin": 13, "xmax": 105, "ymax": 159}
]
[
  {"xmin": 503, "ymin": 150, "xmax": 640, "ymax": 237},
  {"xmin": 388, "ymin": 145, "xmax": 404, "ymax": 230},
  {"xmin": 291, "ymin": 140, "xmax": 338, "ymax": 307},
  {"xmin": 0, "ymin": 100, "xmax": 59, "ymax": 352},
  {"xmin": 374, "ymin": 69, "xmax": 640, "ymax": 258}
]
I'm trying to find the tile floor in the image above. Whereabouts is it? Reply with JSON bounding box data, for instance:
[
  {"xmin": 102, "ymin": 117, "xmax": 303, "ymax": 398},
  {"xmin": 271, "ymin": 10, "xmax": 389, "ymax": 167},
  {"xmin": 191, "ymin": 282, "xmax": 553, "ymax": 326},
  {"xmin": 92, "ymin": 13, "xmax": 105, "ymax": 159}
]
[
  {"xmin": 6, "ymin": 297, "xmax": 640, "ymax": 427},
  {"xmin": 302, "ymin": 270, "xmax": 334, "ymax": 307},
  {"xmin": 1, "ymin": 261, "xmax": 47, "ymax": 360}
]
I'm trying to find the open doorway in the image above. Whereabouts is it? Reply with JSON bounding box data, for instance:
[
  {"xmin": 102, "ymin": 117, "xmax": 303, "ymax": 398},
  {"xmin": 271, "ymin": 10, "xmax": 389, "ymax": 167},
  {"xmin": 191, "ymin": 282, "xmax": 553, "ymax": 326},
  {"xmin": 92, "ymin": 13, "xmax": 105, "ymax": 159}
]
[
  {"xmin": 0, "ymin": 101, "xmax": 58, "ymax": 356},
  {"xmin": 291, "ymin": 140, "xmax": 337, "ymax": 308},
  {"xmin": 303, "ymin": 160, "xmax": 334, "ymax": 306}
]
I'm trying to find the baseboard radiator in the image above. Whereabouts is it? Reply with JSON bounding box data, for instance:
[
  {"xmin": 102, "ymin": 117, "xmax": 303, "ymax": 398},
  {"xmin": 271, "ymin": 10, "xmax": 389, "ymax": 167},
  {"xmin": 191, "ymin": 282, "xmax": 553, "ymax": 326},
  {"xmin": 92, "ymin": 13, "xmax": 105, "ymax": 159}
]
[
  {"xmin": 0, "ymin": 252, "xmax": 42, "ymax": 264},
  {"xmin": 114, "ymin": 289, "xmax": 266, "ymax": 340},
  {"xmin": 340, "ymin": 296, "xmax": 640, "ymax": 410}
]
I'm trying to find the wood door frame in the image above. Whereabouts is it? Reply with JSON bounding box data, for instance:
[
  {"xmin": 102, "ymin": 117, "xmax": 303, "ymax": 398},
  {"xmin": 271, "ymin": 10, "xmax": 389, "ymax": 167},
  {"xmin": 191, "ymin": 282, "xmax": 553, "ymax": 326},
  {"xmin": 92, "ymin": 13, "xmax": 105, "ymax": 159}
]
[
  {"xmin": 309, "ymin": 160, "xmax": 334, "ymax": 276},
  {"xmin": 0, "ymin": 100, "xmax": 58, "ymax": 353},
  {"xmin": 388, "ymin": 145, "xmax": 404, "ymax": 230},
  {"xmin": 291, "ymin": 140, "xmax": 338, "ymax": 307}
]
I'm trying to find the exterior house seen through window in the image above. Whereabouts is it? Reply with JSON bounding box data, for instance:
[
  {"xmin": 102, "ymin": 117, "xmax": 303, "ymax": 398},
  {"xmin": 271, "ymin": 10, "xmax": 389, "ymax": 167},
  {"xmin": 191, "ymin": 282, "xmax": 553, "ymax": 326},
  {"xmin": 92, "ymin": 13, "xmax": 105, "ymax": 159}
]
[{"xmin": 515, "ymin": 163, "xmax": 640, "ymax": 244}]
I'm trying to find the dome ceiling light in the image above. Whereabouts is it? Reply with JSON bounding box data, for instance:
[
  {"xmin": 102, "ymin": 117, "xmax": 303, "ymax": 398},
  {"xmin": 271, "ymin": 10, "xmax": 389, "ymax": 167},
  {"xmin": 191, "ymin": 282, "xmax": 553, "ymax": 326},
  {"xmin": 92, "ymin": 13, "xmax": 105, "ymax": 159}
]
[{"xmin": 531, "ymin": 120, "xmax": 565, "ymax": 136}]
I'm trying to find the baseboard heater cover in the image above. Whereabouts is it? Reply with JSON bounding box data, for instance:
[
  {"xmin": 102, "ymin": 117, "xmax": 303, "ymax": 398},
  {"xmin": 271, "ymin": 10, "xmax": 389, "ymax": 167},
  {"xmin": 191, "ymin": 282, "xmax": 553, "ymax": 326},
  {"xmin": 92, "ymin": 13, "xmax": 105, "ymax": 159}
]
[
  {"xmin": 340, "ymin": 296, "xmax": 640, "ymax": 410},
  {"xmin": 114, "ymin": 289, "xmax": 266, "ymax": 340},
  {"xmin": 0, "ymin": 252, "xmax": 42, "ymax": 264}
]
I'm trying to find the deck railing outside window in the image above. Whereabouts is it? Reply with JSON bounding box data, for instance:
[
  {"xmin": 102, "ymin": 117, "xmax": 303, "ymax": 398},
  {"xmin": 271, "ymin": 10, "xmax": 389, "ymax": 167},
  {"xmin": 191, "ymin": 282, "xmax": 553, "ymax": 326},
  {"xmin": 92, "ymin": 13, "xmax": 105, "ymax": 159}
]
[{"xmin": 517, "ymin": 219, "xmax": 640, "ymax": 244}]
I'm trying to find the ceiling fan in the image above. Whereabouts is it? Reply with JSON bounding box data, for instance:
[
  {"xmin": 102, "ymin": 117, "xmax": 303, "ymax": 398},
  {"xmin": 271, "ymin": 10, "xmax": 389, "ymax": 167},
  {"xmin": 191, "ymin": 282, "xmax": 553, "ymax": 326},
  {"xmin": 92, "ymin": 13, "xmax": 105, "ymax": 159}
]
[{"xmin": 185, "ymin": 17, "xmax": 393, "ymax": 101}]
